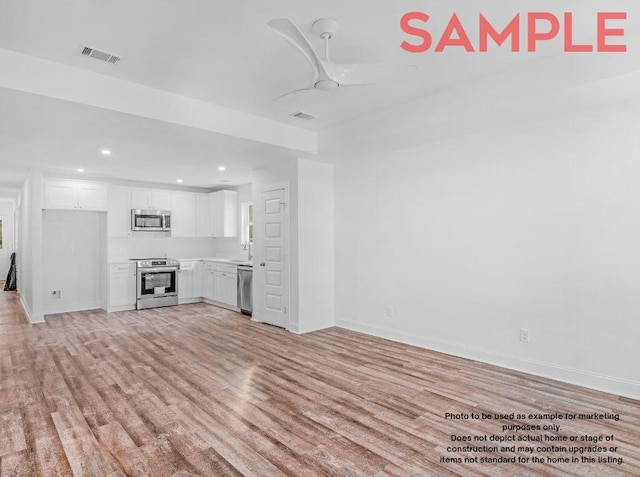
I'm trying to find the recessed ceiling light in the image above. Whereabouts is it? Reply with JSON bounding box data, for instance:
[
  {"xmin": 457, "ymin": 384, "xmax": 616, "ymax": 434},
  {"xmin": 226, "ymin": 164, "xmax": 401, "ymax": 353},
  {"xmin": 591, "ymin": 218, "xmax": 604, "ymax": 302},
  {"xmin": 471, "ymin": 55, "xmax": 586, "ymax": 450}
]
[
  {"xmin": 101, "ymin": 149, "xmax": 112, "ymax": 156},
  {"xmin": 177, "ymin": 179, "xmax": 183, "ymax": 183},
  {"xmin": 77, "ymin": 168, "xmax": 85, "ymax": 172},
  {"xmin": 218, "ymin": 166, "xmax": 226, "ymax": 171}
]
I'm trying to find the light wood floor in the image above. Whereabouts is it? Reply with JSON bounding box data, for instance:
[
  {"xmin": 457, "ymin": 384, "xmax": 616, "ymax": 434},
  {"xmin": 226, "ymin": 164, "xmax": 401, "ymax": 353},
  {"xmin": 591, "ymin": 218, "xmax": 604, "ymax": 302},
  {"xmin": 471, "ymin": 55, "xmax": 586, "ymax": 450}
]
[{"xmin": 1, "ymin": 290, "xmax": 638, "ymax": 476}]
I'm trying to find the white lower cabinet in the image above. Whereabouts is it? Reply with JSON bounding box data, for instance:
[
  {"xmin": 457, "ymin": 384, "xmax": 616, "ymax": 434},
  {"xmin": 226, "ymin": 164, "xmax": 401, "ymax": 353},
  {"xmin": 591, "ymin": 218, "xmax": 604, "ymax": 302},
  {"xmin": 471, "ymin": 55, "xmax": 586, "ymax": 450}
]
[
  {"xmin": 199, "ymin": 261, "xmax": 237, "ymax": 307},
  {"xmin": 109, "ymin": 263, "xmax": 136, "ymax": 311},
  {"xmin": 214, "ymin": 270, "xmax": 238, "ymax": 306},
  {"xmin": 203, "ymin": 264, "xmax": 216, "ymax": 300},
  {"xmin": 107, "ymin": 259, "xmax": 239, "ymax": 312},
  {"xmin": 178, "ymin": 261, "xmax": 201, "ymax": 302},
  {"xmin": 175, "ymin": 260, "xmax": 238, "ymax": 308},
  {"xmin": 178, "ymin": 268, "xmax": 194, "ymax": 300}
]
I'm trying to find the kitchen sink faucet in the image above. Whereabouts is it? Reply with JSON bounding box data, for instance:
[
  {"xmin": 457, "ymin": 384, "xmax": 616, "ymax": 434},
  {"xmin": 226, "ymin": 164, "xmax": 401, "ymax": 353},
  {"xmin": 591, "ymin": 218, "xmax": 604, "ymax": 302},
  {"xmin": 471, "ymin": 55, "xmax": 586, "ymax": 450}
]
[{"xmin": 243, "ymin": 241, "xmax": 253, "ymax": 261}]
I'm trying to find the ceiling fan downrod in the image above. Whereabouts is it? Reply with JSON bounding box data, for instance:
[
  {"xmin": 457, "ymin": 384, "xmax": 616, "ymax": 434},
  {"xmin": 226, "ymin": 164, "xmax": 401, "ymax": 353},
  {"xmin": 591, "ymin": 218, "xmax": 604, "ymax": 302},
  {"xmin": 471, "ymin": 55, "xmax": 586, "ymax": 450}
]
[{"xmin": 313, "ymin": 18, "xmax": 339, "ymax": 62}]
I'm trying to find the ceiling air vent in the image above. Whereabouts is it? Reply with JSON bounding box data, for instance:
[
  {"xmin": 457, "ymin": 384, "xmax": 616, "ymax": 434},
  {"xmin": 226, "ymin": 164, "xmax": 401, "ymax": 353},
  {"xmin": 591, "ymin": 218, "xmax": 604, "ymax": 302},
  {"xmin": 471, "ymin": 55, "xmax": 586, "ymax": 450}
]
[
  {"xmin": 289, "ymin": 111, "xmax": 315, "ymax": 121},
  {"xmin": 80, "ymin": 45, "xmax": 122, "ymax": 65}
]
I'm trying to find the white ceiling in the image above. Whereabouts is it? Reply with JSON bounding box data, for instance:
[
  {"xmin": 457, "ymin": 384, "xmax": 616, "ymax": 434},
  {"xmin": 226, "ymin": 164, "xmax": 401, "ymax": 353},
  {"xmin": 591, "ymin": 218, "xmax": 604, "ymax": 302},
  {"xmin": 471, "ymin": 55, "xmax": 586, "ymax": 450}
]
[
  {"xmin": 0, "ymin": 87, "xmax": 303, "ymax": 190},
  {"xmin": 1, "ymin": 0, "xmax": 639, "ymax": 195}
]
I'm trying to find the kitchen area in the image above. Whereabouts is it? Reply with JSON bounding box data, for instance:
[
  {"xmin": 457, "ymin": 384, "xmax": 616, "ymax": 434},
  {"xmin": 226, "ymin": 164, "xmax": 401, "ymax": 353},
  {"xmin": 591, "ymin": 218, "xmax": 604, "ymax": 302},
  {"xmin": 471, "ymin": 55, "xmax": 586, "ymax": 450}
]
[
  {"xmin": 41, "ymin": 176, "xmax": 254, "ymax": 319},
  {"xmin": 28, "ymin": 157, "xmax": 332, "ymax": 334},
  {"xmin": 126, "ymin": 255, "xmax": 252, "ymax": 313}
]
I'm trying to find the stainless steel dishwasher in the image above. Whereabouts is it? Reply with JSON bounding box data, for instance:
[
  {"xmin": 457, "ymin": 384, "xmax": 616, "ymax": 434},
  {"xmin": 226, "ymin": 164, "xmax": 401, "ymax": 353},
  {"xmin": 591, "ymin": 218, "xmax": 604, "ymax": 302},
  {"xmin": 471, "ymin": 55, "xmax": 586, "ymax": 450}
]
[{"xmin": 237, "ymin": 265, "xmax": 253, "ymax": 315}]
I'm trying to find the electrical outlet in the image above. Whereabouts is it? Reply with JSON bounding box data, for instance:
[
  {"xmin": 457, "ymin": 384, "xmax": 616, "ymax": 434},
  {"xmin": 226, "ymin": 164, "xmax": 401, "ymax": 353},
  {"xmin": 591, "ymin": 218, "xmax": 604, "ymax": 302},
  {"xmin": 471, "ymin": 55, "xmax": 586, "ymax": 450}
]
[
  {"xmin": 385, "ymin": 307, "xmax": 394, "ymax": 318},
  {"xmin": 520, "ymin": 329, "xmax": 529, "ymax": 343}
]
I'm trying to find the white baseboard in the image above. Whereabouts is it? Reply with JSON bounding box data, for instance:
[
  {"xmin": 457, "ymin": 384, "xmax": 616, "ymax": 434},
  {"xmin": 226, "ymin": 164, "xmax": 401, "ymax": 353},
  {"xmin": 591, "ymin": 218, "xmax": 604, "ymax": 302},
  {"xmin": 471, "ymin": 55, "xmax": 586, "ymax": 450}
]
[
  {"xmin": 201, "ymin": 298, "xmax": 240, "ymax": 313},
  {"xmin": 336, "ymin": 319, "xmax": 640, "ymax": 401},
  {"xmin": 107, "ymin": 304, "xmax": 136, "ymax": 312},
  {"xmin": 290, "ymin": 323, "xmax": 334, "ymax": 335},
  {"xmin": 19, "ymin": 294, "xmax": 44, "ymax": 323},
  {"xmin": 44, "ymin": 302, "xmax": 102, "ymax": 315}
]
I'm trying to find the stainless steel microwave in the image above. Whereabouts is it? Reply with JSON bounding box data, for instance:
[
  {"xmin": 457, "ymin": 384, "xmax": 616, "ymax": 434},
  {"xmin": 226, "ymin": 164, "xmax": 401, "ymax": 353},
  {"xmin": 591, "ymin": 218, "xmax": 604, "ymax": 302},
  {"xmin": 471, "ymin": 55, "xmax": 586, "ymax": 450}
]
[{"xmin": 131, "ymin": 209, "xmax": 171, "ymax": 232}]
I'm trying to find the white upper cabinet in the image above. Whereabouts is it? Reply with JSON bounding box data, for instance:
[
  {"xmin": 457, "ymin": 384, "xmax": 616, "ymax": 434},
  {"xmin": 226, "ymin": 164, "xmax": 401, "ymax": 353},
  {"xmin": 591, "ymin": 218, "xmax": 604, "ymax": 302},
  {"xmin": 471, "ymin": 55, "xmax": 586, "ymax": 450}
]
[
  {"xmin": 171, "ymin": 192, "xmax": 196, "ymax": 237},
  {"xmin": 196, "ymin": 194, "xmax": 213, "ymax": 237},
  {"xmin": 44, "ymin": 179, "xmax": 108, "ymax": 211},
  {"xmin": 77, "ymin": 182, "xmax": 108, "ymax": 210},
  {"xmin": 107, "ymin": 186, "xmax": 132, "ymax": 237},
  {"xmin": 210, "ymin": 190, "xmax": 238, "ymax": 237},
  {"xmin": 131, "ymin": 189, "xmax": 172, "ymax": 210},
  {"xmin": 44, "ymin": 180, "xmax": 75, "ymax": 209}
]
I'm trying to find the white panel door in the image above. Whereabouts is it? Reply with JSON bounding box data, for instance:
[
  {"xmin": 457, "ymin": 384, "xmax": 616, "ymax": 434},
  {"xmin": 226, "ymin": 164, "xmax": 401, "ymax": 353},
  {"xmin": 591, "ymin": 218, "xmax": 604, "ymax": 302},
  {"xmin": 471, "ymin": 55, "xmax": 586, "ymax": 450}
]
[{"xmin": 258, "ymin": 187, "xmax": 288, "ymax": 328}]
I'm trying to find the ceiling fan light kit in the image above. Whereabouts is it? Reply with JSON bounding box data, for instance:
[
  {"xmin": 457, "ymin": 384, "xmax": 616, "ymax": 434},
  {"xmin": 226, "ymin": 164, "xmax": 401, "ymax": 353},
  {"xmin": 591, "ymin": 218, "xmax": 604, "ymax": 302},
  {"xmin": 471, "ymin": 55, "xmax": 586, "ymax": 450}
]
[
  {"xmin": 268, "ymin": 17, "xmax": 417, "ymax": 101},
  {"xmin": 314, "ymin": 79, "xmax": 339, "ymax": 90}
]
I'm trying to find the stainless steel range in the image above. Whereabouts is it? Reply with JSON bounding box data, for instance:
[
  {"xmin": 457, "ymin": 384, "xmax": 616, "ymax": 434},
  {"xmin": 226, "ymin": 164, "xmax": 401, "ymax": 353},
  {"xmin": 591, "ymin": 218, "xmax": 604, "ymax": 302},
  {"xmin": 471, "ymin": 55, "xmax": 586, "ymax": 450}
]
[{"xmin": 133, "ymin": 258, "xmax": 179, "ymax": 310}]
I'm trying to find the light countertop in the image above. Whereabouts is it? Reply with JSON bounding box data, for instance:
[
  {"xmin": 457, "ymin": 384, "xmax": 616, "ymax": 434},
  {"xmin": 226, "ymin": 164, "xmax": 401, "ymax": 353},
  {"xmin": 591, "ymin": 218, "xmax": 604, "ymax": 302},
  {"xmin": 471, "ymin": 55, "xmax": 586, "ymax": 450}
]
[
  {"xmin": 181, "ymin": 257, "xmax": 252, "ymax": 266},
  {"xmin": 108, "ymin": 257, "xmax": 252, "ymax": 266}
]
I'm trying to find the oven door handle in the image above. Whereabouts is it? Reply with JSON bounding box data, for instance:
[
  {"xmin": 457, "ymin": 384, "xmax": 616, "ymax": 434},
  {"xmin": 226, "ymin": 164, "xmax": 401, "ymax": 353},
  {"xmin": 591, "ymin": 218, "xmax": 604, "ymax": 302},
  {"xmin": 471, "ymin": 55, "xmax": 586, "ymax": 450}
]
[{"xmin": 138, "ymin": 267, "xmax": 179, "ymax": 273}]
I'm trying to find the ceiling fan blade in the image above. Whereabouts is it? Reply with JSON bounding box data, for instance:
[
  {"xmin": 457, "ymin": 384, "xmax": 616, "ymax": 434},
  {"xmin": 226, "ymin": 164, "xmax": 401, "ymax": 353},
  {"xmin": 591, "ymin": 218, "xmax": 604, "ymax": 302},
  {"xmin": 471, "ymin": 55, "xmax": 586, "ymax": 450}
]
[
  {"xmin": 327, "ymin": 62, "xmax": 418, "ymax": 86},
  {"xmin": 273, "ymin": 87, "xmax": 317, "ymax": 102},
  {"xmin": 268, "ymin": 18, "xmax": 331, "ymax": 81}
]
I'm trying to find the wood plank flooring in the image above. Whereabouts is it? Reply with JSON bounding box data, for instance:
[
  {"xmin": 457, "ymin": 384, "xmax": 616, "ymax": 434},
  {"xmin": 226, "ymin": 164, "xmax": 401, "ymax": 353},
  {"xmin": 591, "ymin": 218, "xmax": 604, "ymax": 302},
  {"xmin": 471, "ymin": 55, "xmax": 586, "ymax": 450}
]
[{"xmin": 0, "ymin": 289, "xmax": 638, "ymax": 476}]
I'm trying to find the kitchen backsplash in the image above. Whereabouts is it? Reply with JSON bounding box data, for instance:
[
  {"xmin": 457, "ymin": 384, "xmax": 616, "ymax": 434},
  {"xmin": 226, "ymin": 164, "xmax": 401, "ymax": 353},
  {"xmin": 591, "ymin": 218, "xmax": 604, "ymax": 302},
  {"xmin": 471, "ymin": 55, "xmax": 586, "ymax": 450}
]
[
  {"xmin": 109, "ymin": 236, "xmax": 216, "ymax": 260},
  {"xmin": 213, "ymin": 237, "xmax": 246, "ymax": 257}
]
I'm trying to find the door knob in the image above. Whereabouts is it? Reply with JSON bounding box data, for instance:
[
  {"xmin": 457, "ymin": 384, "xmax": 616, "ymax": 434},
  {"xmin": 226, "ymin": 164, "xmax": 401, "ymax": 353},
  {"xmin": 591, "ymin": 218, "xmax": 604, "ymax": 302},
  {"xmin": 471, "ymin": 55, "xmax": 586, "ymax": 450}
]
[{"xmin": 260, "ymin": 262, "xmax": 266, "ymax": 267}]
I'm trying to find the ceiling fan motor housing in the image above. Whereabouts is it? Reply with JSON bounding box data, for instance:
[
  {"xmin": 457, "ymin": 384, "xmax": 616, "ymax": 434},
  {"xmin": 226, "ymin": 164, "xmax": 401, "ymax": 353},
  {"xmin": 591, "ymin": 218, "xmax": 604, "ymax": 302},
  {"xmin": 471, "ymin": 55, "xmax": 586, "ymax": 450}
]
[{"xmin": 313, "ymin": 18, "xmax": 339, "ymax": 39}]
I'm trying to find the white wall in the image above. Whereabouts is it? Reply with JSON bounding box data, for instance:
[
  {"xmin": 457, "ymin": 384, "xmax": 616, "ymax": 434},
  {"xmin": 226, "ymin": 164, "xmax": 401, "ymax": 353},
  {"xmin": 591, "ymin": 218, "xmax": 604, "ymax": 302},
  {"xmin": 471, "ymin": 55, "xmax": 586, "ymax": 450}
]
[
  {"xmin": 18, "ymin": 169, "xmax": 44, "ymax": 322},
  {"xmin": 109, "ymin": 236, "xmax": 216, "ymax": 261},
  {"xmin": 334, "ymin": 104, "xmax": 640, "ymax": 399},
  {"xmin": 18, "ymin": 179, "xmax": 31, "ymax": 308},
  {"xmin": 42, "ymin": 210, "xmax": 105, "ymax": 313},
  {"xmin": 297, "ymin": 159, "xmax": 335, "ymax": 333}
]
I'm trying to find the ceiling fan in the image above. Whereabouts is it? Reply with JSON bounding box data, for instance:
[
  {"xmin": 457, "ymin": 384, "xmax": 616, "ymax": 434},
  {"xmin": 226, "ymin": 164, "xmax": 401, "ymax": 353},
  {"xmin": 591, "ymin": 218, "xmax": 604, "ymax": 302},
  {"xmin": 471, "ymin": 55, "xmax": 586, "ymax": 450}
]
[{"xmin": 268, "ymin": 17, "xmax": 418, "ymax": 100}]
